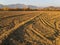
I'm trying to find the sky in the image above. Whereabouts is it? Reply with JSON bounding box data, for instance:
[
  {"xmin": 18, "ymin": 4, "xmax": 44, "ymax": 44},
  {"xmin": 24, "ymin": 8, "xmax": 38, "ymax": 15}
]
[{"xmin": 0, "ymin": 0, "xmax": 60, "ymax": 7}]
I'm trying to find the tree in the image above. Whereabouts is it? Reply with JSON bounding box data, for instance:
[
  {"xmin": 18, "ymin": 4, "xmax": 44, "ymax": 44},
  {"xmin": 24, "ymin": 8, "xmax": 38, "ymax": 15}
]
[{"xmin": 3, "ymin": 7, "xmax": 9, "ymax": 11}]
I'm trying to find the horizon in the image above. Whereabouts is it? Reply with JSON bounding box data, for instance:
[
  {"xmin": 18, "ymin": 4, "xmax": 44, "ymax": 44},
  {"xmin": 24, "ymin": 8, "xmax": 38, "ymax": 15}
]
[{"xmin": 0, "ymin": 0, "xmax": 60, "ymax": 7}]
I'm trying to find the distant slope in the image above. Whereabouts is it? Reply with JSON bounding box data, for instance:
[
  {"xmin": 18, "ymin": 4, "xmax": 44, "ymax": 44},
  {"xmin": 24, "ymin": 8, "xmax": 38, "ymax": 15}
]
[
  {"xmin": 0, "ymin": 4, "xmax": 39, "ymax": 9},
  {"xmin": 0, "ymin": 4, "xmax": 60, "ymax": 10},
  {"xmin": 0, "ymin": 4, "xmax": 4, "ymax": 8}
]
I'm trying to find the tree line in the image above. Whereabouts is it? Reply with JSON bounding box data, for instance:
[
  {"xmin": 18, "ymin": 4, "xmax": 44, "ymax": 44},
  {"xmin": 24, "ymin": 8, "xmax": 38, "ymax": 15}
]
[
  {"xmin": 0, "ymin": 7, "xmax": 60, "ymax": 11},
  {"xmin": 0, "ymin": 7, "xmax": 38, "ymax": 11}
]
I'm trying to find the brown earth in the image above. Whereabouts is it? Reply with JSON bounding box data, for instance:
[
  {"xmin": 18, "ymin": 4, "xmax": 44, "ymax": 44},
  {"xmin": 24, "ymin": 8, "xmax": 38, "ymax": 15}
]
[{"xmin": 0, "ymin": 11, "xmax": 60, "ymax": 45}]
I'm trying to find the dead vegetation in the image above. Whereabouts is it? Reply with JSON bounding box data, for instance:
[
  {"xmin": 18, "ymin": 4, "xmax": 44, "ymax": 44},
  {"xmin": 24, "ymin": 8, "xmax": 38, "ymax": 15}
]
[{"xmin": 0, "ymin": 11, "xmax": 60, "ymax": 45}]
